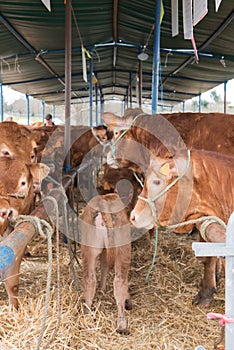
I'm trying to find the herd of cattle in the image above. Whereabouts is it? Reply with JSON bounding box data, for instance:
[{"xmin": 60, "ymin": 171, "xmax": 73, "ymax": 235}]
[{"xmin": 0, "ymin": 108, "xmax": 233, "ymax": 335}]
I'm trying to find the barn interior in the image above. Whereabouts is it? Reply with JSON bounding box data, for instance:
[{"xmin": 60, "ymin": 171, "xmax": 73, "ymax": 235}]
[{"xmin": 0, "ymin": 1, "xmax": 233, "ymax": 349}]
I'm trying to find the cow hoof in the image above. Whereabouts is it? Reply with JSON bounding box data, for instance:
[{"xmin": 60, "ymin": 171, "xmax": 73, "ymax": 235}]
[
  {"xmin": 116, "ymin": 328, "xmax": 130, "ymax": 335},
  {"xmin": 83, "ymin": 304, "xmax": 92, "ymax": 315},
  {"xmin": 125, "ymin": 298, "xmax": 132, "ymax": 310},
  {"xmin": 192, "ymin": 288, "xmax": 216, "ymax": 308}
]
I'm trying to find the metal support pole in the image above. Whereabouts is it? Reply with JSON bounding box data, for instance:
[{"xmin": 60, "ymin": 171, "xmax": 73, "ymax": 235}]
[
  {"xmin": 182, "ymin": 101, "xmax": 185, "ymax": 112},
  {"xmin": 42, "ymin": 101, "xmax": 45, "ymax": 122},
  {"xmin": 198, "ymin": 94, "xmax": 201, "ymax": 112},
  {"xmin": 64, "ymin": 0, "xmax": 72, "ymax": 172},
  {"xmin": 0, "ymin": 83, "xmax": 3, "ymax": 121},
  {"xmin": 224, "ymin": 81, "xmax": 227, "ymax": 114},
  {"xmin": 100, "ymin": 96, "xmax": 104, "ymax": 121},
  {"xmin": 126, "ymin": 87, "xmax": 129, "ymax": 108},
  {"xmin": 95, "ymin": 83, "xmax": 98, "ymax": 126},
  {"xmin": 129, "ymin": 72, "xmax": 132, "ymax": 108},
  {"xmin": 52, "ymin": 104, "xmax": 56, "ymax": 118},
  {"xmin": 152, "ymin": 0, "xmax": 161, "ymax": 114},
  {"xmin": 138, "ymin": 60, "xmax": 142, "ymax": 108},
  {"xmin": 89, "ymin": 56, "xmax": 93, "ymax": 127},
  {"xmin": 26, "ymin": 94, "xmax": 30, "ymax": 125}
]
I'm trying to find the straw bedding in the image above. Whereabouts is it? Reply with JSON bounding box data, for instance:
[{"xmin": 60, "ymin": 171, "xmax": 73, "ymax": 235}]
[{"xmin": 0, "ymin": 225, "xmax": 225, "ymax": 349}]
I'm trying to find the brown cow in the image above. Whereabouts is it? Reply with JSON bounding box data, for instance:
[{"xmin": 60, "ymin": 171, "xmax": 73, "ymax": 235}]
[
  {"xmin": 102, "ymin": 109, "xmax": 234, "ymax": 172},
  {"xmin": 0, "ymin": 158, "xmax": 49, "ymax": 308},
  {"xmin": 0, "ymin": 121, "xmax": 37, "ymax": 164},
  {"xmin": 80, "ymin": 193, "xmax": 133, "ymax": 335},
  {"xmin": 130, "ymin": 149, "xmax": 234, "ymax": 308},
  {"xmin": 0, "ymin": 158, "xmax": 49, "ymax": 227}
]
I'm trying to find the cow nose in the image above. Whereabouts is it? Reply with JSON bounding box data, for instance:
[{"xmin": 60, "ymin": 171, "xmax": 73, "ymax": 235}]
[
  {"xmin": 130, "ymin": 211, "xmax": 135, "ymax": 223},
  {"xmin": 0, "ymin": 208, "xmax": 8, "ymax": 219}
]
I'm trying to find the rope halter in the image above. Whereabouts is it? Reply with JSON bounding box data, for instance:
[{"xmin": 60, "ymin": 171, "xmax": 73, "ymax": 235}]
[
  {"xmin": 0, "ymin": 192, "xmax": 26, "ymax": 200},
  {"xmin": 138, "ymin": 150, "xmax": 191, "ymax": 226}
]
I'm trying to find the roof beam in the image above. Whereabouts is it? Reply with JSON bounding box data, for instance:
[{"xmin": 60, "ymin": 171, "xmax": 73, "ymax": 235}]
[
  {"xmin": 164, "ymin": 9, "xmax": 234, "ymax": 79},
  {"xmin": 3, "ymin": 43, "xmax": 234, "ymax": 63},
  {"xmin": 4, "ymin": 68, "xmax": 222, "ymax": 87},
  {"xmin": 112, "ymin": 0, "xmax": 119, "ymax": 70},
  {"xmin": 113, "ymin": 0, "xmax": 119, "ymax": 42},
  {"xmin": 0, "ymin": 13, "xmax": 65, "ymax": 87}
]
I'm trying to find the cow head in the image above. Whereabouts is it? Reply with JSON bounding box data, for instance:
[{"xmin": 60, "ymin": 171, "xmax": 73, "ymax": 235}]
[
  {"xmin": 0, "ymin": 122, "xmax": 37, "ymax": 164},
  {"xmin": 0, "ymin": 158, "xmax": 50, "ymax": 236},
  {"xmin": 102, "ymin": 111, "xmax": 135, "ymax": 139},
  {"xmin": 130, "ymin": 154, "xmax": 191, "ymax": 229},
  {"xmin": 102, "ymin": 109, "xmax": 151, "ymax": 172}
]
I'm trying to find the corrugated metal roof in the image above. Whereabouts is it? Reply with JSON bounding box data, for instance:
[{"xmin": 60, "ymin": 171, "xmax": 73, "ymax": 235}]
[{"xmin": 0, "ymin": 0, "xmax": 234, "ymax": 108}]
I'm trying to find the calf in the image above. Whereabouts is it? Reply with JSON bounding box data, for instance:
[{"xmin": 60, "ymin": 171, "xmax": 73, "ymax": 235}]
[
  {"xmin": 80, "ymin": 193, "xmax": 132, "ymax": 334},
  {"xmin": 130, "ymin": 149, "xmax": 234, "ymax": 308}
]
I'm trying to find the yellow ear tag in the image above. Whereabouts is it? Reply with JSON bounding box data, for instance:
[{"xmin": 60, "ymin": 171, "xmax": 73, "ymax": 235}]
[
  {"xmin": 160, "ymin": 163, "xmax": 170, "ymax": 176},
  {"xmin": 55, "ymin": 140, "xmax": 62, "ymax": 147},
  {"xmin": 110, "ymin": 120, "xmax": 117, "ymax": 126}
]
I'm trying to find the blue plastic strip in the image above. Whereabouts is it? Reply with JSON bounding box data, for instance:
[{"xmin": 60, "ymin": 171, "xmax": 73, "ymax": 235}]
[{"xmin": 0, "ymin": 246, "xmax": 15, "ymax": 281}]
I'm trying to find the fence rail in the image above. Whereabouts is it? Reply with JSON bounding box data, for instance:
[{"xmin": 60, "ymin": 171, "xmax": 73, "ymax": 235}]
[{"xmin": 193, "ymin": 212, "xmax": 234, "ymax": 350}]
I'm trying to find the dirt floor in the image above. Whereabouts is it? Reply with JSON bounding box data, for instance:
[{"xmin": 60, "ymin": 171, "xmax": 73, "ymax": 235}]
[{"xmin": 0, "ymin": 223, "xmax": 225, "ymax": 350}]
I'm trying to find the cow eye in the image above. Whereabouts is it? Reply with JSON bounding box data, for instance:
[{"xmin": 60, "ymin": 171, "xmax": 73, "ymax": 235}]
[
  {"xmin": 153, "ymin": 179, "xmax": 161, "ymax": 186},
  {"xmin": 21, "ymin": 181, "xmax": 26, "ymax": 186}
]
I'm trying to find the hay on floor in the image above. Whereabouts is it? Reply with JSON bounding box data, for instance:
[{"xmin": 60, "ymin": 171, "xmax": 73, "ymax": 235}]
[{"xmin": 0, "ymin": 228, "xmax": 225, "ymax": 350}]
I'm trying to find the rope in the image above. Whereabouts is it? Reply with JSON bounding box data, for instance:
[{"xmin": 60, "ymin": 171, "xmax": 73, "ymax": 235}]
[
  {"xmin": 14, "ymin": 215, "xmax": 54, "ymax": 349},
  {"xmin": 0, "ymin": 192, "xmax": 26, "ymax": 200},
  {"xmin": 167, "ymin": 216, "xmax": 227, "ymax": 241},
  {"xmin": 14, "ymin": 192, "xmax": 62, "ymax": 350},
  {"xmin": 133, "ymin": 172, "xmax": 144, "ymax": 188},
  {"xmin": 61, "ymin": 187, "xmax": 80, "ymax": 293},
  {"xmin": 41, "ymin": 195, "xmax": 61, "ymax": 350},
  {"xmin": 145, "ymin": 227, "xmax": 158, "ymax": 284}
]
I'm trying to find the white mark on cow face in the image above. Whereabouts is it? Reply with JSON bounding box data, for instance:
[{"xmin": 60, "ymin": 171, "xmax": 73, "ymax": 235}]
[
  {"xmin": 0, "ymin": 199, "xmax": 12, "ymax": 236},
  {"xmin": 18, "ymin": 175, "xmax": 30, "ymax": 195},
  {"xmin": 0, "ymin": 144, "xmax": 12, "ymax": 158},
  {"xmin": 130, "ymin": 159, "xmax": 168, "ymax": 229}
]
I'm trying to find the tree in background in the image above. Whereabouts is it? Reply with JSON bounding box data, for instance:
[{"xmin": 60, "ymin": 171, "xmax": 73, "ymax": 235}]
[{"xmin": 210, "ymin": 90, "xmax": 222, "ymax": 103}]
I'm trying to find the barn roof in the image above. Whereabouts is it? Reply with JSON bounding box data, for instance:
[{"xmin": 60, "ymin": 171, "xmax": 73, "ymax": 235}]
[{"xmin": 0, "ymin": 0, "xmax": 234, "ymax": 108}]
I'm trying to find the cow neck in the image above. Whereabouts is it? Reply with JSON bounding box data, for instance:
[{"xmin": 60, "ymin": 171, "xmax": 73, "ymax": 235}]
[
  {"xmin": 110, "ymin": 113, "xmax": 145, "ymax": 167},
  {"xmin": 138, "ymin": 150, "xmax": 191, "ymax": 226}
]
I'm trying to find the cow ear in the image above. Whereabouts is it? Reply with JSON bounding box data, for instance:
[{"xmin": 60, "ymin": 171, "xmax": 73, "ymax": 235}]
[
  {"xmin": 102, "ymin": 112, "xmax": 120, "ymax": 126},
  {"xmin": 159, "ymin": 163, "xmax": 170, "ymax": 177},
  {"xmin": 30, "ymin": 163, "xmax": 50, "ymax": 181}
]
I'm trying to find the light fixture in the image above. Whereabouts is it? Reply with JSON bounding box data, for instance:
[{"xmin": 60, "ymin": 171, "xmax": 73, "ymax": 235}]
[{"xmin": 138, "ymin": 51, "xmax": 149, "ymax": 61}]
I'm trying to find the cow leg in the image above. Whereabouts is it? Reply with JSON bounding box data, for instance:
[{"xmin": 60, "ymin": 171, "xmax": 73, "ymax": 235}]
[
  {"xmin": 113, "ymin": 245, "xmax": 131, "ymax": 335},
  {"xmin": 4, "ymin": 248, "xmax": 25, "ymax": 309},
  {"xmin": 193, "ymin": 256, "xmax": 217, "ymax": 308},
  {"xmin": 81, "ymin": 246, "xmax": 102, "ymax": 313},
  {"xmin": 99, "ymin": 250, "xmax": 109, "ymax": 292}
]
